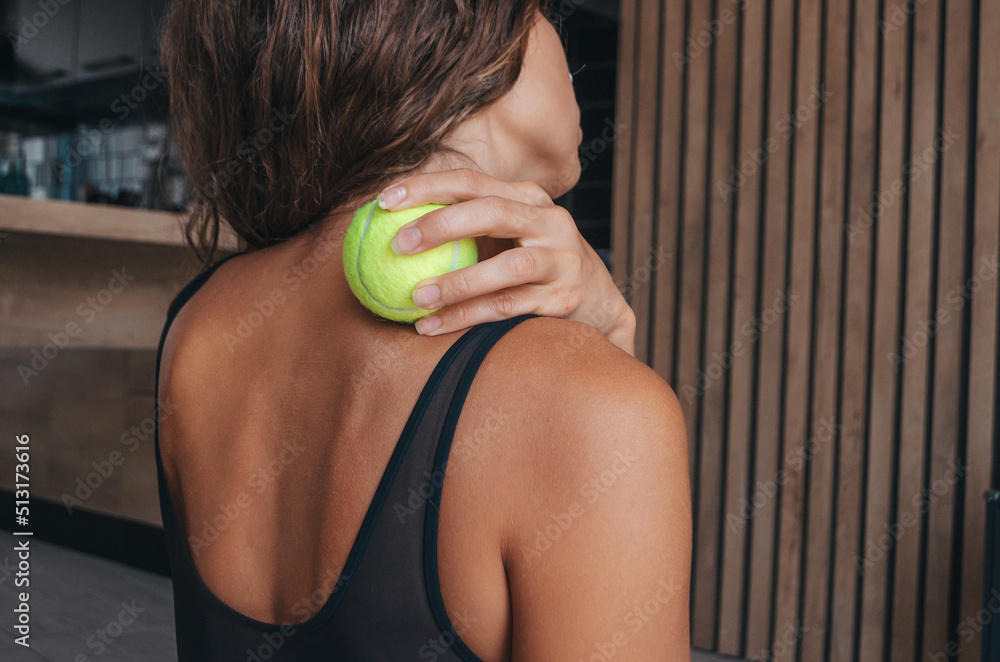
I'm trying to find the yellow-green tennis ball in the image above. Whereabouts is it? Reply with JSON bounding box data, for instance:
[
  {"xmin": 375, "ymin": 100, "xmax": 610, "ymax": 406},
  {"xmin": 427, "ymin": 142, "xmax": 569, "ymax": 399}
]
[{"xmin": 343, "ymin": 200, "xmax": 478, "ymax": 323}]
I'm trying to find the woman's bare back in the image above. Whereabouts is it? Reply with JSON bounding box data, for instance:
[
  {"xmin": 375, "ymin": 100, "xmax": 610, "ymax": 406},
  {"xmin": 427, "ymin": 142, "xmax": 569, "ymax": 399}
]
[{"xmin": 157, "ymin": 231, "xmax": 691, "ymax": 660}]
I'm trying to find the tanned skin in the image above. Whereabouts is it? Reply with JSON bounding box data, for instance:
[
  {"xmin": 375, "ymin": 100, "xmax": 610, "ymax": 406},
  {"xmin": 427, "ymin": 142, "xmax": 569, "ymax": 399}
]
[{"xmin": 159, "ymin": 11, "xmax": 691, "ymax": 661}]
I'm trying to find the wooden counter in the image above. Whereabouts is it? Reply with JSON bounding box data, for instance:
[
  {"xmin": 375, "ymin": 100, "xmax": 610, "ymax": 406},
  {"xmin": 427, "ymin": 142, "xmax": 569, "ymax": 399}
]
[
  {"xmin": 0, "ymin": 195, "xmax": 243, "ymax": 526},
  {"xmin": 0, "ymin": 194, "xmax": 238, "ymax": 349},
  {"xmin": 0, "ymin": 194, "xmax": 239, "ymax": 249}
]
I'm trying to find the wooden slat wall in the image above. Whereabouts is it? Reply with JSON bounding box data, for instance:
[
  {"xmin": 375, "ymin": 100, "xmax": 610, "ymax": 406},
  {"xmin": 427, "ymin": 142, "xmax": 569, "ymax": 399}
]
[{"xmin": 610, "ymin": 0, "xmax": 1000, "ymax": 660}]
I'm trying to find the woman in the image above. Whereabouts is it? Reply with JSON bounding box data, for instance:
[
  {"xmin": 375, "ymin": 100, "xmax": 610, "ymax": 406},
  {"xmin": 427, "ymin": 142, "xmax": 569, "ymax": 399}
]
[{"xmin": 155, "ymin": 1, "xmax": 691, "ymax": 660}]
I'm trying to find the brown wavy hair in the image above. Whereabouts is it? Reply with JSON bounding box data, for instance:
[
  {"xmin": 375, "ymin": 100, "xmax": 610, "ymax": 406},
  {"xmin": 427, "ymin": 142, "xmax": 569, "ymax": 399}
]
[{"xmin": 160, "ymin": 0, "xmax": 551, "ymax": 265}]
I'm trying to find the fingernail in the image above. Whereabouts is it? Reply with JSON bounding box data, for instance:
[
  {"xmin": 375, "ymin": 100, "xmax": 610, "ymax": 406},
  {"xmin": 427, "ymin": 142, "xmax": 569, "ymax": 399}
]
[
  {"xmin": 390, "ymin": 227, "xmax": 421, "ymax": 254},
  {"xmin": 378, "ymin": 186, "xmax": 405, "ymax": 209},
  {"xmin": 416, "ymin": 316, "xmax": 442, "ymax": 334},
  {"xmin": 412, "ymin": 284, "xmax": 440, "ymax": 308}
]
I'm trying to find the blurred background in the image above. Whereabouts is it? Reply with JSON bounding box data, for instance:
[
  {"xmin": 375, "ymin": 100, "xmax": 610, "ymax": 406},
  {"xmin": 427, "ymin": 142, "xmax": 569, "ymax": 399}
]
[
  {"xmin": 2, "ymin": 1, "xmax": 1000, "ymax": 662},
  {"xmin": 0, "ymin": 0, "xmax": 182, "ymax": 209},
  {"xmin": 0, "ymin": 0, "xmax": 616, "ymax": 256}
]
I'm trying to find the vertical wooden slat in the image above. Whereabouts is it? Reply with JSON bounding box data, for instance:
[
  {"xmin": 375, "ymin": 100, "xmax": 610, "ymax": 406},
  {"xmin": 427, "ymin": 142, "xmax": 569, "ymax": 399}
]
[
  {"xmin": 829, "ymin": 0, "xmax": 878, "ymax": 658},
  {"xmin": 719, "ymin": 3, "xmax": 771, "ymax": 656},
  {"xmin": 692, "ymin": 0, "xmax": 740, "ymax": 649},
  {"xmin": 659, "ymin": 1, "xmax": 694, "ymax": 557},
  {"xmin": 957, "ymin": 1, "xmax": 1000, "ymax": 659},
  {"xmin": 858, "ymin": 0, "xmax": 910, "ymax": 658},
  {"xmin": 922, "ymin": 0, "xmax": 974, "ymax": 657},
  {"xmin": 799, "ymin": 0, "xmax": 849, "ymax": 656},
  {"xmin": 627, "ymin": 0, "xmax": 662, "ymax": 366},
  {"xmin": 651, "ymin": 0, "xmax": 685, "ymax": 400},
  {"xmin": 891, "ymin": 0, "xmax": 941, "ymax": 658},
  {"xmin": 770, "ymin": 0, "xmax": 822, "ymax": 657},
  {"xmin": 609, "ymin": 0, "xmax": 997, "ymax": 658},
  {"xmin": 731, "ymin": 0, "xmax": 768, "ymax": 654},
  {"xmin": 752, "ymin": 0, "xmax": 793, "ymax": 652},
  {"xmin": 610, "ymin": 0, "xmax": 637, "ymax": 300},
  {"xmin": 676, "ymin": 0, "xmax": 713, "ymax": 645}
]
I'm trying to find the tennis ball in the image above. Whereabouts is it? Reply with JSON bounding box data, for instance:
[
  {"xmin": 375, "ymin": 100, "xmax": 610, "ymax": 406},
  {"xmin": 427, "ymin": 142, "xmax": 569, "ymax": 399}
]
[{"xmin": 343, "ymin": 199, "xmax": 478, "ymax": 323}]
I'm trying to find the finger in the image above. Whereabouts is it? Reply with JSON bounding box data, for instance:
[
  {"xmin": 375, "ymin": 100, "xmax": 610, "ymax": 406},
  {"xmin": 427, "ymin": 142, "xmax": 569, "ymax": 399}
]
[
  {"xmin": 378, "ymin": 168, "xmax": 553, "ymax": 211},
  {"xmin": 411, "ymin": 246, "xmax": 556, "ymax": 310},
  {"xmin": 414, "ymin": 284, "xmax": 543, "ymax": 336},
  {"xmin": 390, "ymin": 196, "xmax": 572, "ymax": 256}
]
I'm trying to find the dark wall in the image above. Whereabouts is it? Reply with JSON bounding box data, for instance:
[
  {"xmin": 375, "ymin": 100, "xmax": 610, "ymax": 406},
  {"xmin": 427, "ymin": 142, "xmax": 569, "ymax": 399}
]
[{"xmin": 552, "ymin": 7, "xmax": 619, "ymax": 265}]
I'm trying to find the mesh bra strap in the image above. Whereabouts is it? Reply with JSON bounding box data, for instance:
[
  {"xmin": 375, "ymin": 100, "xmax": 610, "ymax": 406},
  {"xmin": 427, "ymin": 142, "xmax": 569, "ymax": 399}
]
[{"xmin": 328, "ymin": 314, "xmax": 538, "ymax": 660}]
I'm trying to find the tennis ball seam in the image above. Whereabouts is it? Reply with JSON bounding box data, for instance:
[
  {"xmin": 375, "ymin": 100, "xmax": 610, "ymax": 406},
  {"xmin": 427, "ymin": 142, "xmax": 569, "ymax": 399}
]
[{"xmin": 353, "ymin": 201, "xmax": 463, "ymax": 314}]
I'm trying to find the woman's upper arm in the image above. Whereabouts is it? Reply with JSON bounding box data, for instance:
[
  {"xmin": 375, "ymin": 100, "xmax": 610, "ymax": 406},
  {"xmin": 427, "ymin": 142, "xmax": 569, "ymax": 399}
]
[{"xmin": 503, "ymin": 361, "xmax": 692, "ymax": 661}]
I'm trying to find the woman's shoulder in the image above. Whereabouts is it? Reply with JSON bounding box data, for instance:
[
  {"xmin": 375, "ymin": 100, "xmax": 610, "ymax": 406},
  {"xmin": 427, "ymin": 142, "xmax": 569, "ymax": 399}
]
[
  {"xmin": 493, "ymin": 314, "xmax": 678, "ymax": 411},
  {"xmin": 475, "ymin": 315, "xmax": 691, "ymax": 653},
  {"xmin": 474, "ymin": 314, "xmax": 685, "ymax": 486}
]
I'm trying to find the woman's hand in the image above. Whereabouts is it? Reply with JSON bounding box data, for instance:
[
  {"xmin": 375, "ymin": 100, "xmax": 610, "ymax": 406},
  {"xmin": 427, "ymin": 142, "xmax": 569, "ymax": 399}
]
[{"xmin": 377, "ymin": 168, "xmax": 637, "ymax": 356}]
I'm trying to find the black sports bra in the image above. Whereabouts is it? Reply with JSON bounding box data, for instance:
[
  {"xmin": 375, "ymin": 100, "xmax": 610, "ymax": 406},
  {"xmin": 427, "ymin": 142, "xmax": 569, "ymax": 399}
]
[{"xmin": 154, "ymin": 252, "xmax": 538, "ymax": 660}]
